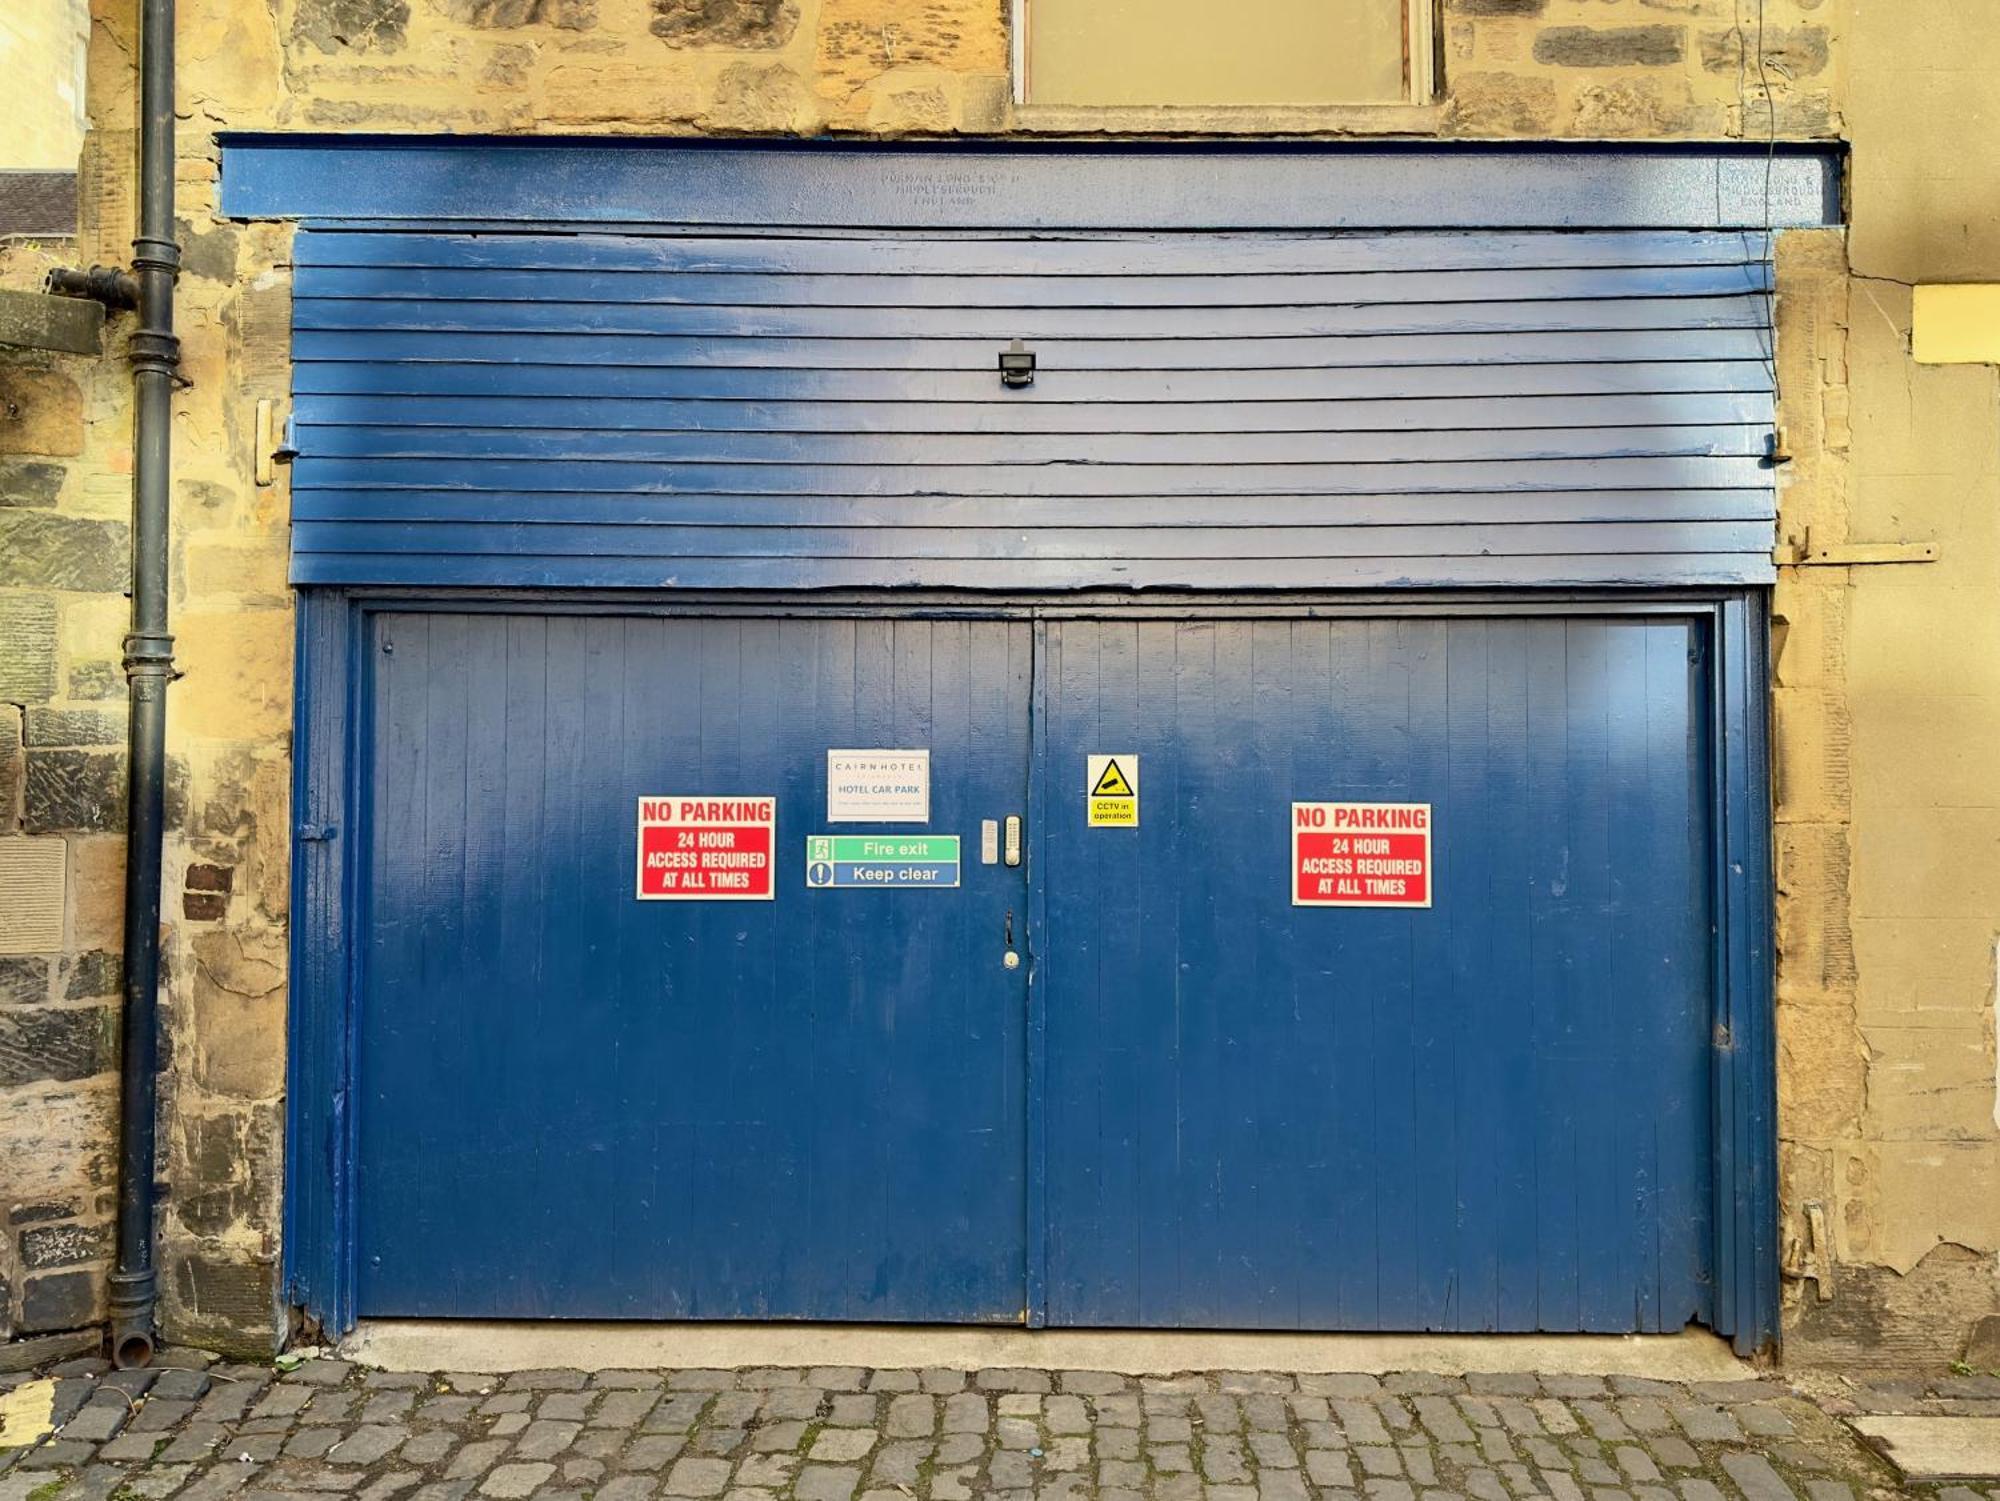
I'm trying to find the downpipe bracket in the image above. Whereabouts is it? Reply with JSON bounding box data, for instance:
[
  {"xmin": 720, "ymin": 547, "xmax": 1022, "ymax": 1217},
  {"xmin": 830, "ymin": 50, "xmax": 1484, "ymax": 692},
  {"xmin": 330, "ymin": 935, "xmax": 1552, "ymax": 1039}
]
[
  {"xmin": 130, "ymin": 235, "xmax": 181, "ymax": 278},
  {"xmin": 128, "ymin": 328, "xmax": 184, "ymax": 384},
  {"xmin": 123, "ymin": 631, "xmax": 178, "ymax": 680}
]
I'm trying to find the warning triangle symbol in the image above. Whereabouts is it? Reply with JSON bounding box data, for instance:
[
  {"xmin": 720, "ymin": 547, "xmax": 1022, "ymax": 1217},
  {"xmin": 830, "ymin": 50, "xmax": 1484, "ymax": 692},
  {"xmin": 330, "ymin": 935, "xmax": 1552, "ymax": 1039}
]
[{"xmin": 1091, "ymin": 759, "xmax": 1134, "ymax": 797}]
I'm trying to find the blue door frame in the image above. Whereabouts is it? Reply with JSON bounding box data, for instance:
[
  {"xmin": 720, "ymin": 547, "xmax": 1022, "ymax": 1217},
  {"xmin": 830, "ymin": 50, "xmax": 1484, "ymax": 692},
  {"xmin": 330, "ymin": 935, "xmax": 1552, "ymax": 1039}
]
[{"xmin": 286, "ymin": 588, "xmax": 1777, "ymax": 1352}]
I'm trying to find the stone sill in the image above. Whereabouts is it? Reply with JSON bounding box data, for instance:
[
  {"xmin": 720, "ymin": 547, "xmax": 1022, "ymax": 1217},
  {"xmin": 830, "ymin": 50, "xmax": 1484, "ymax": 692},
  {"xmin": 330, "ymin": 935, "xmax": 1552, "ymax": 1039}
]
[{"xmin": 1008, "ymin": 103, "xmax": 1446, "ymax": 137}]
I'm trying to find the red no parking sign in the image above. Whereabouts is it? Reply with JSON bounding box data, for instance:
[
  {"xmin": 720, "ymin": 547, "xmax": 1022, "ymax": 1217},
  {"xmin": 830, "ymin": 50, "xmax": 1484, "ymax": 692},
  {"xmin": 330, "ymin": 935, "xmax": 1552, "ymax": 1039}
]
[
  {"xmin": 1292, "ymin": 801, "xmax": 1432, "ymax": 908},
  {"xmin": 636, "ymin": 796, "xmax": 776, "ymax": 900}
]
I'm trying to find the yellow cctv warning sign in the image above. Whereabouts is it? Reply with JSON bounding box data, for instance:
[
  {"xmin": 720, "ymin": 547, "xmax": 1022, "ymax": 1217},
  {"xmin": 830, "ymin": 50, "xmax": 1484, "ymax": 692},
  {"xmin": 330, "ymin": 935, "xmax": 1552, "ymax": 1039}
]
[{"xmin": 1086, "ymin": 755, "xmax": 1139, "ymax": 828}]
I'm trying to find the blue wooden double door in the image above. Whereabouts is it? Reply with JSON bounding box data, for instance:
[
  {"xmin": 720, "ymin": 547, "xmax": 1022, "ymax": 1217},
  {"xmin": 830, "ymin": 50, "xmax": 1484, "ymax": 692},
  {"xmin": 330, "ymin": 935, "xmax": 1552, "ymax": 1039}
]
[{"xmin": 357, "ymin": 609, "xmax": 1716, "ymax": 1332}]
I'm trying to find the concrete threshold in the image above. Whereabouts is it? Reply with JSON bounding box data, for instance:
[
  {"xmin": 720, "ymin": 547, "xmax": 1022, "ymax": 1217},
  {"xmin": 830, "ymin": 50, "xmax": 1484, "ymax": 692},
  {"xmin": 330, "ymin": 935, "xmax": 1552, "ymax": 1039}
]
[{"xmin": 345, "ymin": 1321, "xmax": 1752, "ymax": 1380}]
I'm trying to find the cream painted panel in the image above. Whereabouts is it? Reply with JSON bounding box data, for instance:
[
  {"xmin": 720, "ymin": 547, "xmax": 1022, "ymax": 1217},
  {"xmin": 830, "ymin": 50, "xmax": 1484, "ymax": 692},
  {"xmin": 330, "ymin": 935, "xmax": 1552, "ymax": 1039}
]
[{"xmin": 1025, "ymin": 0, "xmax": 1408, "ymax": 107}]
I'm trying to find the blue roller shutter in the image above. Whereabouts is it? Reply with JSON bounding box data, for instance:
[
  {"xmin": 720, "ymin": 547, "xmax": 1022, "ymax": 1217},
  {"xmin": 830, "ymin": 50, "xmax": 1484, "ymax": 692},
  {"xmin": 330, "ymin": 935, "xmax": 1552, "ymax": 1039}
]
[{"xmin": 288, "ymin": 225, "xmax": 1780, "ymax": 590}]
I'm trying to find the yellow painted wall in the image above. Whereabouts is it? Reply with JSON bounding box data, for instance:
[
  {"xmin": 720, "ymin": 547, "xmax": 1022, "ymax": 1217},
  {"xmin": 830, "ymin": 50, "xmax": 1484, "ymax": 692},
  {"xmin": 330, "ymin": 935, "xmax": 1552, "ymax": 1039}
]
[
  {"xmin": 0, "ymin": 0, "xmax": 90, "ymax": 169},
  {"xmin": 1911, "ymin": 286, "xmax": 2000, "ymax": 366}
]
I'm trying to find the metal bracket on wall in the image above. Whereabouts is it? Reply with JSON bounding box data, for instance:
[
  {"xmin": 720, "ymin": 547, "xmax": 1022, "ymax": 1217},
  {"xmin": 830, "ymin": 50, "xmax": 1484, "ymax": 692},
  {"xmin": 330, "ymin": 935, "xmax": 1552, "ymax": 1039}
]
[
  {"xmin": 1776, "ymin": 528, "xmax": 1940, "ymax": 567},
  {"xmin": 256, "ymin": 399, "xmax": 296, "ymax": 486},
  {"xmin": 1780, "ymin": 1200, "xmax": 1836, "ymax": 1303}
]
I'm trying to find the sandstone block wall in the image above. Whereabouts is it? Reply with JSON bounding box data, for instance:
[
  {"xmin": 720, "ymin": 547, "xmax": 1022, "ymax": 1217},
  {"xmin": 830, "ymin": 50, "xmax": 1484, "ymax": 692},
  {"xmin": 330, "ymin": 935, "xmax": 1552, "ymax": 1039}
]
[
  {"xmin": 1772, "ymin": 0, "xmax": 2000, "ymax": 1369},
  {"xmin": 0, "ymin": 223, "xmax": 136, "ymax": 1345},
  {"xmin": 0, "ymin": 0, "xmax": 91, "ymax": 171},
  {"xmin": 11, "ymin": 0, "xmax": 2000, "ymax": 1368},
  {"xmin": 171, "ymin": 0, "xmax": 1839, "ymax": 141}
]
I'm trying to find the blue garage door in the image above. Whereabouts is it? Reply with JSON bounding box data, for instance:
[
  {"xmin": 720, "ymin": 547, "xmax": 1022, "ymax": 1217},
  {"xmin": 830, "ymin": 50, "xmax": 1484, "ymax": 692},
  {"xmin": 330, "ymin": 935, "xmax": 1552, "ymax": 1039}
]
[
  {"xmin": 354, "ymin": 606, "xmax": 1714, "ymax": 1331},
  {"xmin": 1041, "ymin": 615, "xmax": 1715, "ymax": 1332},
  {"xmin": 255, "ymin": 148, "xmax": 1794, "ymax": 1340},
  {"xmin": 356, "ymin": 612, "xmax": 1031, "ymax": 1320}
]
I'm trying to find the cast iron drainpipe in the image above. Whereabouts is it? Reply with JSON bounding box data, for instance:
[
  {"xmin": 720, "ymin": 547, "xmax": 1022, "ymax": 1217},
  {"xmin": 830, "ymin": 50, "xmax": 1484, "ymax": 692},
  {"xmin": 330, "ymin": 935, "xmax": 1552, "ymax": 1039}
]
[{"xmin": 46, "ymin": 0, "xmax": 179, "ymax": 1371}]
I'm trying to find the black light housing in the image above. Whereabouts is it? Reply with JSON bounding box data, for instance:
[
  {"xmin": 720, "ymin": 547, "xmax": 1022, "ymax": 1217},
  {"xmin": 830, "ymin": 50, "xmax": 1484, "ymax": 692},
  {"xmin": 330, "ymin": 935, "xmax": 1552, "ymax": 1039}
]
[{"xmin": 999, "ymin": 338, "xmax": 1036, "ymax": 388}]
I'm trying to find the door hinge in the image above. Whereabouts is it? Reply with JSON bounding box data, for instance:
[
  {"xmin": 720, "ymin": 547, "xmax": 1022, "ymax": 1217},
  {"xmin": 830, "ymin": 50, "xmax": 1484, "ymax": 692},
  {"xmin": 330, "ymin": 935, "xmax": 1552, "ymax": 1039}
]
[
  {"xmin": 1776, "ymin": 527, "xmax": 1939, "ymax": 567},
  {"xmin": 297, "ymin": 822, "xmax": 337, "ymax": 842}
]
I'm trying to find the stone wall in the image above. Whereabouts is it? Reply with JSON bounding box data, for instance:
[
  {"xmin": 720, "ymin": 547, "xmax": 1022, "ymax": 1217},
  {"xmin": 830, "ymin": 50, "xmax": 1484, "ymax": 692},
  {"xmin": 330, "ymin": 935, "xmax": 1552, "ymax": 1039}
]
[
  {"xmin": 169, "ymin": 0, "xmax": 1840, "ymax": 141},
  {"xmin": 17, "ymin": 0, "xmax": 2000, "ymax": 1368},
  {"xmin": 1, "ymin": 0, "xmax": 298, "ymax": 1354},
  {"xmin": 1772, "ymin": 0, "xmax": 2000, "ymax": 1371},
  {"xmin": 0, "ymin": 225, "xmax": 133, "ymax": 1347},
  {"xmin": 0, "ymin": 0, "xmax": 91, "ymax": 170}
]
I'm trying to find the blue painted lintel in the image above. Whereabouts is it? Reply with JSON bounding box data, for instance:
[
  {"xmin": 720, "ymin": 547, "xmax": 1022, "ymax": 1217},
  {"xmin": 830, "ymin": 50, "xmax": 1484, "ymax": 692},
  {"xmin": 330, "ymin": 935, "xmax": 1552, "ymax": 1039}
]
[{"xmin": 220, "ymin": 136, "xmax": 1842, "ymax": 231}]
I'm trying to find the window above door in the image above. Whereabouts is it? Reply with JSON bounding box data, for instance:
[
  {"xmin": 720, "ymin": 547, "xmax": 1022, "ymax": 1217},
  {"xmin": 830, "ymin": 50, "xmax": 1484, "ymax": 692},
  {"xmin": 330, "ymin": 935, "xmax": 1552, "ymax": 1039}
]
[{"xmin": 1014, "ymin": 0, "xmax": 1436, "ymax": 113}]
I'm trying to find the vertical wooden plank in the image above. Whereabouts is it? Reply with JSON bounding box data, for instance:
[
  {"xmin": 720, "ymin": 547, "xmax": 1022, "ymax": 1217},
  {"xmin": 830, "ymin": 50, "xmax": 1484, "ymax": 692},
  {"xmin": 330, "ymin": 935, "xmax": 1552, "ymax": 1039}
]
[
  {"xmin": 1648, "ymin": 618, "xmax": 1716, "ymax": 1326},
  {"xmin": 808, "ymin": 617, "xmax": 861, "ymax": 1315},
  {"xmin": 1172, "ymin": 622, "xmax": 1222, "ymax": 1326},
  {"xmin": 1714, "ymin": 594, "xmax": 1778, "ymax": 1352},
  {"xmin": 559, "ymin": 615, "xmax": 626, "ymax": 1311},
  {"xmin": 418, "ymin": 614, "xmax": 474, "ymax": 1307},
  {"xmin": 1656, "ymin": 620, "xmax": 1712, "ymax": 1325},
  {"xmin": 1524, "ymin": 618, "xmax": 1578, "ymax": 1330},
  {"xmin": 1026, "ymin": 618, "xmax": 1054, "ymax": 1327},
  {"xmin": 283, "ymin": 590, "xmax": 356, "ymax": 1329},
  {"xmin": 1483, "ymin": 620, "xmax": 1540, "ymax": 1330},
  {"xmin": 1325, "ymin": 619, "xmax": 1380, "ymax": 1327},
  {"xmin": 1604, "ymin": 620, "xmax": 1651, "ymax": 1327},
  {"xmin": 1565, "ymin": 621, "xmax": 1622, "ymax": 1330},
  {"xmin": 1707, "ymin": 605, "xmax": 1741, "ymax": 1346},
  {"xmin": 1405, "ymin": 619, "xmax": 1457, "ymax": 1330},
  {"xmin": 1132, "ymin": 620, "xmax": 1183, "ymax": 1326},
  {"xmin": 1208, "ymin": 618, "xmax": 1261, "ymax": 1325},
  {"xmin": 695, "ymin": 617, "xmax": 744, "ymax": 1309},
  {"xmin": 420, "ymin": 612, "xmax": 469, "ymax": 1306},
  {"xmin": 1442, "ymin": 620, "xmax": 1496, "ymax": 1328},
  {"xmin": 1042, "ymin": 620, "xmax": 1097, "ymax": 1320},
  {"xmin": 1290, "ymin": 619, "xmax": 1339, "ymax": 1327},
  {"xmin": 970, "ymin": 618, "xmax": 1031, "ymax": 1315},
  {"xmin": 1093, "ymin": 619, "xmax": 1146, "ymax": 1323},
  {"xmin": 870, "ymin": 619, "xmax": 931, "ymax": 1303},
  {"xmin": 614, "ymin": 614, "xmax": 666, "ymax": 1313},
  {"xmin": 651, "ymin": 614, "xmax": 705, "ymax": 1313},
  {"xmin": 502, "ymin": 614, "xmax": 554, "ymax": 1309},
  {"xmin": 1248, "ymin": 617, "xmax": 1300, "ymax": 1326},
  {"xmin": 1367, "ymin": 619, "xmax": 1421, "ymax": 1331},
  {"xmin": 729, "ymin": 617, "xmax": 791, "ymax": 1310},
  {"xmin": 916, "ymin": 617, "xmax": 971, "ymax": 1298},
  {"xmin": 444, "ymin": 613, "xmax": 511, "ymax": 1311},
  {"xmin": 355, "ymin": 612, "xmax": 431, "ymax": 1310},
  {"xmin": 1211, "ymin": 620, "xmax": 1262, "ymax": 1326},
  {"xmin": 770, "ymin": 615, "xmax": 823, "ymax": 1306}
]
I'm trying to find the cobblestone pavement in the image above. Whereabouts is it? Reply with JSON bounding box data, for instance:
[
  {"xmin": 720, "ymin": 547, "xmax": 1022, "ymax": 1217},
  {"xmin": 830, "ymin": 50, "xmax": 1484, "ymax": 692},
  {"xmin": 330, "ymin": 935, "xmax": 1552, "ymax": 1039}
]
[{"xmin": 0, "ymin": 1356, "xmax": 1962, "ymax": 1501}]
